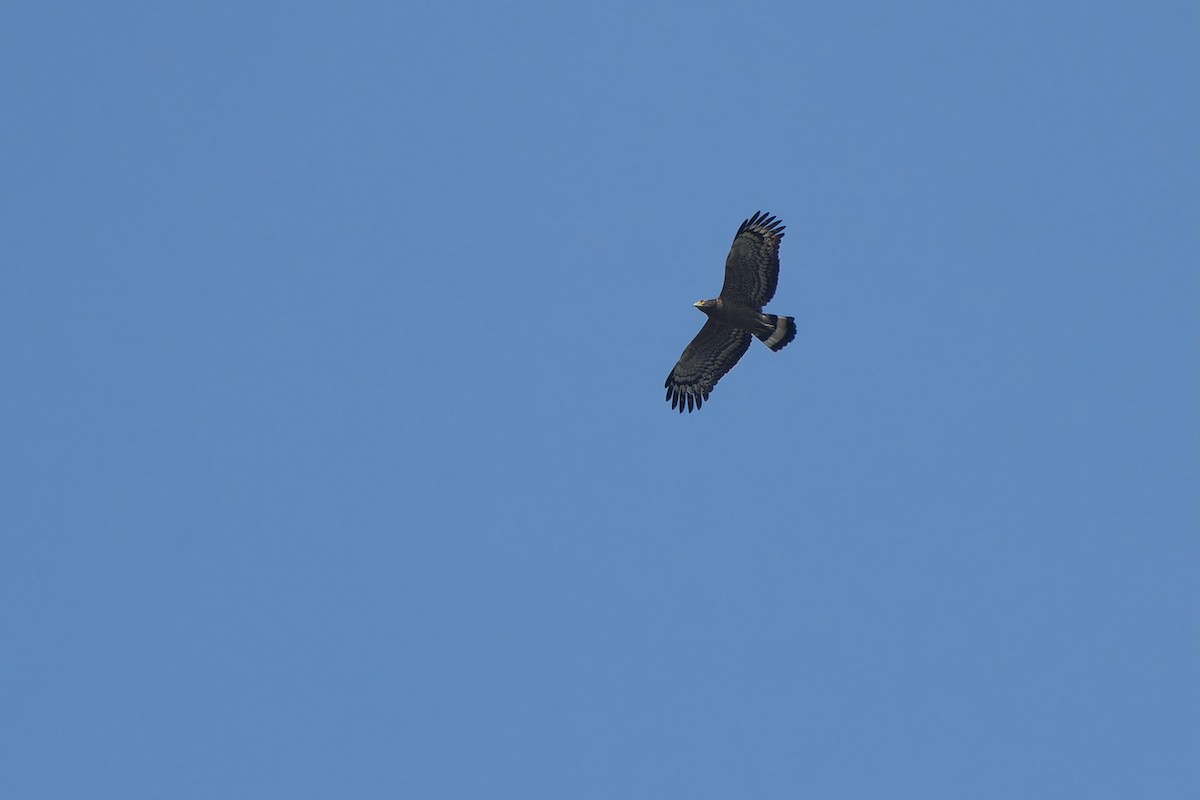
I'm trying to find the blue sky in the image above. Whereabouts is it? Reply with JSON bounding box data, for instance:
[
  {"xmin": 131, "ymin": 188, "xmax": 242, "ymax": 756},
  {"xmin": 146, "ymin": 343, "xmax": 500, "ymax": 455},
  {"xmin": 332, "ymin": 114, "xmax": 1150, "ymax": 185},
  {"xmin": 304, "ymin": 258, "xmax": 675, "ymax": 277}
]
[{"xmin": 2, "ymin": 1, "xmax": 1196, "ymax": 797}]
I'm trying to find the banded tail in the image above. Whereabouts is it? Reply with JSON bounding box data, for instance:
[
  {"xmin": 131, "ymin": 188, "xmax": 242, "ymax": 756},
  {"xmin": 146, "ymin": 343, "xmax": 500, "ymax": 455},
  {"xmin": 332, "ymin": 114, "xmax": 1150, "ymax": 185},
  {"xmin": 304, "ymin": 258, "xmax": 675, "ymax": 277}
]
[{"xmin": 755, "ymin": 314, "xmax": 796, "ymax": 352}]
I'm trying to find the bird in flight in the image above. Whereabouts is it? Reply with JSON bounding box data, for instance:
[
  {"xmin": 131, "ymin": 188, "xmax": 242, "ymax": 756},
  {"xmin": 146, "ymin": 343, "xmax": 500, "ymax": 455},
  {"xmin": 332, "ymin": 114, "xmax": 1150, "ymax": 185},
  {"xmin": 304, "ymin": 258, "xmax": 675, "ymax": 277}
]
[{"xmin": 664, "ymin": 211, "xmax": 797, "ymax": 413}]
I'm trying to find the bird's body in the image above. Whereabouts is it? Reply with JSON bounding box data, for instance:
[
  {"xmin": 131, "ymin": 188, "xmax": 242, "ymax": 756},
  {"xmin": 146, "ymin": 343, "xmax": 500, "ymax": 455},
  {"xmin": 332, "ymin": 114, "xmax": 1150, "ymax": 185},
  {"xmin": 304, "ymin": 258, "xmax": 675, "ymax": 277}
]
[
  {"xmin": 693, "ymin": 297, "xmax": 795, "ymax": 350},
  {"xmin": 664, "ymin": 211, "xmax": 796, "ymax": 413}
]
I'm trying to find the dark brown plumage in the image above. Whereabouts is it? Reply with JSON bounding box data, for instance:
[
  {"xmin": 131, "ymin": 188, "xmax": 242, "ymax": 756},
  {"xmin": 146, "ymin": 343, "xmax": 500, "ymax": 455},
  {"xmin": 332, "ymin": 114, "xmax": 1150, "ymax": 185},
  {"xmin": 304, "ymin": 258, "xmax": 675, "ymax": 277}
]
[{"xmin": 665, "ymin": 211, "xmax": 797, "ymax": 413}]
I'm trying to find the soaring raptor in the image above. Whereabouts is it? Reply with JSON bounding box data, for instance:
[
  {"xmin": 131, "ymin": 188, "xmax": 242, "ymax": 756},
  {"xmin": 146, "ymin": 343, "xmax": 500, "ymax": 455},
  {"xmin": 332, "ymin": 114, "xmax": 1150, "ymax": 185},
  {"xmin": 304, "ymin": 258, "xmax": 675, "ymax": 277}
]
[{"xmin": 664, "ymin": 211, "xmax": 797, "ymax": 412}]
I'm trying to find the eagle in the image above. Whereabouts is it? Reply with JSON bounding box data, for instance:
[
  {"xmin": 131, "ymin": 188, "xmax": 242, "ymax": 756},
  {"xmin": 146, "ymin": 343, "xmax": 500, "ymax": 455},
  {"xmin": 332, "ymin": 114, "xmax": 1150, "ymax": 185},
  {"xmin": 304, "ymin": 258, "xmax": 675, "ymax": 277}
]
[{"xmin": 664, "ymin": 211, "xmax": 797, "ymax": 413}]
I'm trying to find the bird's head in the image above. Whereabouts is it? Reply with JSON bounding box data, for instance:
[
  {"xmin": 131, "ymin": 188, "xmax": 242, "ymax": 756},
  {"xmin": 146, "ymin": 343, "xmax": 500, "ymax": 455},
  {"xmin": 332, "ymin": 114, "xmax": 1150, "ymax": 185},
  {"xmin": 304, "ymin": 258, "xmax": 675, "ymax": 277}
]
[{"xmin": 694, "ymin": 298, "xmax": 720, "ymax": 314}]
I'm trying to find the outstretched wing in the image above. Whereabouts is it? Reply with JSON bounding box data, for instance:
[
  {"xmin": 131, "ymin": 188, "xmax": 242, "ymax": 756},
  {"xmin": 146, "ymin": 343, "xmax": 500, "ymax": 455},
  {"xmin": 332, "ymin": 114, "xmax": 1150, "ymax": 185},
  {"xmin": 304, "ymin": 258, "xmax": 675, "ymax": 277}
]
[
  {"xmin": 720, "ymin": 211, "xmax": 785, "ymax": 308},
  {"xmin": 664, "ymin": 320, "xmax": 752, "ymax": 413}
]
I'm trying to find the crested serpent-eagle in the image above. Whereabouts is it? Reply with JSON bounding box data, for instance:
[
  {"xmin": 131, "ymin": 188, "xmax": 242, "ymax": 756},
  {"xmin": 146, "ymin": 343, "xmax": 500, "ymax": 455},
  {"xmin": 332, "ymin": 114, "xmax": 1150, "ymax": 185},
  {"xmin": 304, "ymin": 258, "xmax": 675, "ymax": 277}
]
[{"xmin": 664, "ymin": 211, "xmax": 797, "ymax": 413}]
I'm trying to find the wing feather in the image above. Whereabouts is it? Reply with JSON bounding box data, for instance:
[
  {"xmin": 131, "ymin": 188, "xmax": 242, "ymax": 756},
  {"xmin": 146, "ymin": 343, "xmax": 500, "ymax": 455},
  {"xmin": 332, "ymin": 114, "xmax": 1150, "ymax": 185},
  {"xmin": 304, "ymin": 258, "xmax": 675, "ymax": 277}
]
[
  {"xmin": 664, "ymin": 320, "xmax": 752, "ymax": 413},
  {"xmin": 720, "ymin": 211, "xmax": 785, "ymax": 308}
]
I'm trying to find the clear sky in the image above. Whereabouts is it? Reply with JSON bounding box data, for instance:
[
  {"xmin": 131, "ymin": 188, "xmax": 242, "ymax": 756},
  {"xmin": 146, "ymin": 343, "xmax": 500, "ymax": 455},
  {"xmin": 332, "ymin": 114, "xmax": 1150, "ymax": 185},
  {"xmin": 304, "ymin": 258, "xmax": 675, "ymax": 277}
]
[{"xmin": 2, "ymin": 1, "xmax": 1196, "ymax": 797}]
